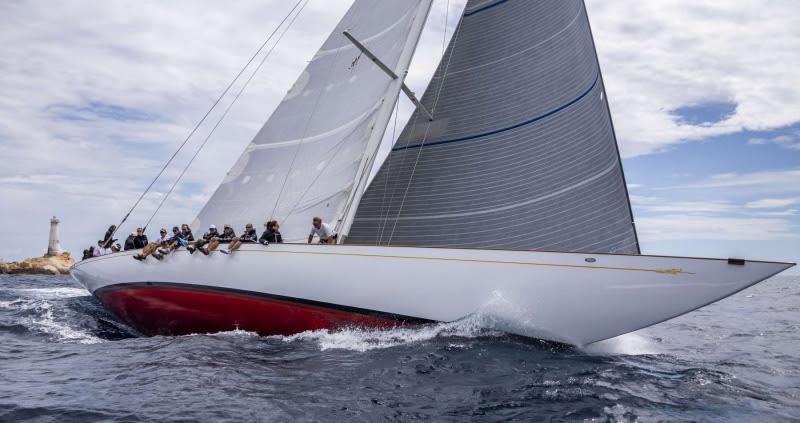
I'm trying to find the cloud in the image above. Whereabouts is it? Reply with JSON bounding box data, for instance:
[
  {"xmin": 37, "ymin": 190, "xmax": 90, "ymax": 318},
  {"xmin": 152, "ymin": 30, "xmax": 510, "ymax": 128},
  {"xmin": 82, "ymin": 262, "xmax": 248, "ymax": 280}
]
[
  {"xmin": 637, "ymin": 214, "xmax": 797, "ymax": 242},
  {"xmin": 745, "ymin": 198, "xmax": 800, "ymax": 209},
  {"xmin": 585, "ymin": 0, "xmax": 800, "ymax": 157},
  {"xmin": 676, "ymin": 168, "xmax": 800, "ymax": 191},
  {"xmin": 631, "ymin": 196, "xmax": 735, "ymax": 214},
  {"xmin": 748, "ymin": 133, "xmax": 800, "ymax": 151}
]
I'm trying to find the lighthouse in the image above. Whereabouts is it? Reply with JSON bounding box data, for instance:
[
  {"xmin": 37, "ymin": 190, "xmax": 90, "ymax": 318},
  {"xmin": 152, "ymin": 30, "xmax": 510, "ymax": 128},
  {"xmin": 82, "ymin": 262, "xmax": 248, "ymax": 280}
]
[{"xmin": 46, "ymin": 216, "xmax": 62, "ymax": 256}]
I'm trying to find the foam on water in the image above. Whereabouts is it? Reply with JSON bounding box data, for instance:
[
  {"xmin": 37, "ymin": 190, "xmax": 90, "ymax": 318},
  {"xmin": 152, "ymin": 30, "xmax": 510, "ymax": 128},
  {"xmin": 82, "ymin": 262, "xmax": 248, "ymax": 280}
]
[
  {"xmin": 279, "ymin": 315, "xmax": 502, "ymax": 352},
  {"xmin": 11, "ymin": 287, "xmax": 90, "ymax": 299},
  {"xmin": 1, "ymin": 286, "xmax": 101, "ymax": 344},
  {"xmin": 583, "ymin": 332, "xmax": 660, "ymax": 356}
]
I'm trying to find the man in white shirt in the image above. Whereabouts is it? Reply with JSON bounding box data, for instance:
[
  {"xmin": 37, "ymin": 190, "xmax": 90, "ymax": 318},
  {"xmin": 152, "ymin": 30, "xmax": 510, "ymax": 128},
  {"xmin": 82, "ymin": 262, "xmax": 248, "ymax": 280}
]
[
  {"xmin": 134, "ymin": 228, "xmax": 170, "ymax": 261},
  {"xmin": 93, "ymin": 240, "xmax": 112, "ymax": 257},
  {"xmin": 307, "ymin": 217, "xmax": 338, "ymax": 244}
]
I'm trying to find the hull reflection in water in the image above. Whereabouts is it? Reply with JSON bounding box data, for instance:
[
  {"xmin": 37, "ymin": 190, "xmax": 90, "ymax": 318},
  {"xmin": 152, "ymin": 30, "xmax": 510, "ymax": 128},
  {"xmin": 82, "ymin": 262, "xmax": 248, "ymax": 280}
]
[{"xmin": 70, "ymin": 244, "xmax": 793, "ymax": 346}]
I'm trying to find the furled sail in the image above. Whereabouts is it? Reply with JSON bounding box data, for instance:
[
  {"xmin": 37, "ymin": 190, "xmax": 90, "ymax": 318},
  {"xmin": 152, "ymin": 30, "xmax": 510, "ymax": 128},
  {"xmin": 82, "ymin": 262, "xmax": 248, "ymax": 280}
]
[
  {"xmin": 346, "ymin": 0, "xmax": 640, "ymax": 254},
  {"xmin": 194, "ymin": 0, "xmax": 433, "ymax": 241}
]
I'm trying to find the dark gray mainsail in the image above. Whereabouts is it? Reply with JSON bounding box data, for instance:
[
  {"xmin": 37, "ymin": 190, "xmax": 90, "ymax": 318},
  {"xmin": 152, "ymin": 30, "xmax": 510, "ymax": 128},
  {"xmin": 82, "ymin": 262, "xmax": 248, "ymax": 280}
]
[{"xmin": 345, "ymin": 0, "xmax": 640, "ymax": 254}]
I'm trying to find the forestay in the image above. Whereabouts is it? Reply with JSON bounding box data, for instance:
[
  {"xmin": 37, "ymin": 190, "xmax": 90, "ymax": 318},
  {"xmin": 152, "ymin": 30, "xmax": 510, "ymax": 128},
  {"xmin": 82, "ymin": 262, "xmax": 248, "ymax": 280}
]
[
  {"xmin": 194, "ymin": 0, "xmax": 433, "ymax": 242},
  {"xmin": 347, "ymin": 0, "xmax": 640, "ymax": 254}
]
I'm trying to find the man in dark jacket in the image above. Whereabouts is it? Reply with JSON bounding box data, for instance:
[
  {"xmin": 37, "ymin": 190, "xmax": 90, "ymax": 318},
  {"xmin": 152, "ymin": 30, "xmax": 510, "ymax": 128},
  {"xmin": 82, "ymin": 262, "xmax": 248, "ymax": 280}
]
[
  {"xmin": 188, "ymin": 224, "xmax": 221, "ymax": 255},
  {"xmin": 203, "ymin": 224, "xmax": 235, "ymax": 255},
  {"xmin": 123, "ymin": 232, "xmax": 137, "ymax": 251},
  {"xmin": 160, "ymin": 224, "xmax": 194, "ymax": 255},
  {"xmin": 133, "ymin": 227, "xmax": 149, "ymax": 249},
  {"xmin": 222, "ymin": 223, "xmax": 258, "ymax": 254},
  {"xmin": 259, "ymin": 220, "xmax": 283, "ymax": 245},
  {"xmin": 134, "ymin": 228, "xmax": 171, "ymax": 261}
]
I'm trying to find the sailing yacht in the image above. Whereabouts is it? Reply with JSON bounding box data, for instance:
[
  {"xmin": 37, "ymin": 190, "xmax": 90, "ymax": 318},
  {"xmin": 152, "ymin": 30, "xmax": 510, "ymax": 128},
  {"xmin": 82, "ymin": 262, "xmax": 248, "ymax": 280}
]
[{"xmin": 71, "ymin": 0, "xmax": 794, "ymax": 346}]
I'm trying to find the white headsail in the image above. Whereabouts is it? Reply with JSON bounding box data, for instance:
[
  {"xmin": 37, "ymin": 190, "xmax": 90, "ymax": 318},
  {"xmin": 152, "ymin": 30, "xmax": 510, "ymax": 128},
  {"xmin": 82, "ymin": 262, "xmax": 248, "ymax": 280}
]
[{"xmin": 194, "ymin": 0, "xmax": 433, "ymax": 241}]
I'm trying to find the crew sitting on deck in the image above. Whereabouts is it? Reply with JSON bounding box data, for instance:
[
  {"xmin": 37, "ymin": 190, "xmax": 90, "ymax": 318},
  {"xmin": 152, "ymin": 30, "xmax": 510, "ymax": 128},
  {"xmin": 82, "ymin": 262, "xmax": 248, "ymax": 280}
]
[
  {"xmin": 133, "ymin": 227, "xmax": 149, "ymax": 250},
  {"xmin": 155, "ymin": 226, "xmax": 181, "ymax": 257},
  {"xmin": 222, "ymin": 223, "xmax": 257, "ymax": 254},
  {"xmin": 123, "ymin": 231, "xmax": 137, "ymax": 251},
  {"xmin": 134, "ymin": 228, "xmax": 171, "ymax": 261},
  {"xmin": 93, "ymin": 240, "xmax": 113, "ymax": 257},
  {"xmin": 188, "ymin": 224, "xmax": 219, "ymax": 255},
  {"xmin": 308, "ymin": 217, "xmax": 337, "ymax": 244},
  {"xmin": 204, "ymin": 224, "xmax": 236, "ymax": 254},
  {"xmin": 260, "ymin": 220, "xmax": 283, "ymax": 245},
  {"xmin": 161, "ymin": 224, "xmax": 194, "ymax": 255}
]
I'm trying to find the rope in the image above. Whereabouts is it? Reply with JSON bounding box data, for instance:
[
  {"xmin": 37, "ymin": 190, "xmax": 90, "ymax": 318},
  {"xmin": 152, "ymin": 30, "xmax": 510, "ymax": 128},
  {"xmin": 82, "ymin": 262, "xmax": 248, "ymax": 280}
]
[
  {"xmin": 386, "ymin": 6, "xmax": 462, "ymax": 244},
  {"xmin": 109, "ymin": 0, "xmax": 306, "ymax": 237},
  {"xmin": 143, "ymin": 0, "xmax": 310, "ymax": 229}
]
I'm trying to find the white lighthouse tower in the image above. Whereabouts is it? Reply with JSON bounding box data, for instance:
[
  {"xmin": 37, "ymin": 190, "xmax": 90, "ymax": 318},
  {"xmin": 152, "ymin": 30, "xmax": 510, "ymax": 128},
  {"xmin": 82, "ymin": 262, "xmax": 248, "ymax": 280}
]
[{"xmin": 46, "ymin": 216, "xmax": 62, "ymax": 256}]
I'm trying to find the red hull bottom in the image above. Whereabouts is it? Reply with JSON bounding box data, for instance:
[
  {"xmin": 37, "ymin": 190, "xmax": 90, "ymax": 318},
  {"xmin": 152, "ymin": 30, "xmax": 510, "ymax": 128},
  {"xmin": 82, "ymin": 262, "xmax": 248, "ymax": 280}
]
[{"xmin": 96, "ymin": 283, "xmax": 422, "ymax": 337}]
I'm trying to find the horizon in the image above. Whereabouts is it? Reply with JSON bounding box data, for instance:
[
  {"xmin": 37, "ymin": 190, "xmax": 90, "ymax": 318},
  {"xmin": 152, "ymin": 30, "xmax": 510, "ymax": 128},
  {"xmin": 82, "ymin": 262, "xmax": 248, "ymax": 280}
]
[{"xmin": 0, "ymin": 0, "xmax": 798, "ymax": 274}]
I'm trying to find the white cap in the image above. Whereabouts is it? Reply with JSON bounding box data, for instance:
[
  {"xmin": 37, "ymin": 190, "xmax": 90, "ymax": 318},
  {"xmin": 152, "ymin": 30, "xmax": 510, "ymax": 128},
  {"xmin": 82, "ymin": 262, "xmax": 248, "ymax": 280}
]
[{"xmin": 209, "ymin": 224, "xmax": 216, "ymax": 229}]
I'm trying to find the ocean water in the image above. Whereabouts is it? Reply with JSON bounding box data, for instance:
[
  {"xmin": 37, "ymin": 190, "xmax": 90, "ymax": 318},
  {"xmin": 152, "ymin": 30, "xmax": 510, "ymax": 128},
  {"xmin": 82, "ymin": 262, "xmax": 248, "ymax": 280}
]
[{"xmin": 0, "ymin": 275, "xmax": 798, "ymax": 422}]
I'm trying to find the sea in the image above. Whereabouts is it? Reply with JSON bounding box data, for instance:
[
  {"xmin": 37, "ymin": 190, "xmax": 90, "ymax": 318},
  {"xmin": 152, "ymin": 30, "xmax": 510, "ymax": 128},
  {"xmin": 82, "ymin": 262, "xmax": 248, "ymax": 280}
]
[{"xmin": 0, "ymin": 274, "xmax": 797, "ymax": 422}]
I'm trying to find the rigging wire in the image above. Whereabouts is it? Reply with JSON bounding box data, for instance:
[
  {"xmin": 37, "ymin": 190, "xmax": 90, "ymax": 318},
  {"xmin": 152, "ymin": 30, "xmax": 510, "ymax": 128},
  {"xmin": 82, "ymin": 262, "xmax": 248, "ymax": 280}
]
[
  {"xmin": 376, "ymin": 98, "xmax": 401, "ymax": 244},
  {"xmin": 377, "ymin": 0, "xmax": 451, "ymax": 244},
  {"xmin": 386, "ymin": 1, "xmax": 460, "ymax": 244},
  {"xmin": 143, "ymin": 0, "xmax": 310, "ymax": 230},
  {"xmin": 109, "ymin": 0, "xmax": 306, "ymax": 237}
]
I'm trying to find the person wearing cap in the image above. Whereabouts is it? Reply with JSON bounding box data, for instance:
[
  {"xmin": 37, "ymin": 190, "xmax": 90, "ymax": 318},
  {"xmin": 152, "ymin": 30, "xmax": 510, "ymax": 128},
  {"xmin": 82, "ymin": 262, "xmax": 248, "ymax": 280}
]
[
  {"xmin": 152, "ymin": 226, "xmax": 182, "ymax": 259},
  {"xmin": 134, "ymin": 228, "xmax": 171, "ymax": 261},
  {"xmin": 308, "ymin": 217, "xmax": 337, "ymax": 244},
  {"xmin": 202, "ymin": 224, "xmax": 236, "ymax": 255},
  {"xmin": 259, "ymin": 220, "xmax": 283, "ymax": 245},
  {"xmin": 222, "ymin": 223, "xmax": 257, "ymax": 254},
  {"xmin": 161, "ymin": 223, "xmax": 195, "ymax": 255},
  {"xmin": 188, "ymin": 224, "xmax": 219, "ymax": 254}
]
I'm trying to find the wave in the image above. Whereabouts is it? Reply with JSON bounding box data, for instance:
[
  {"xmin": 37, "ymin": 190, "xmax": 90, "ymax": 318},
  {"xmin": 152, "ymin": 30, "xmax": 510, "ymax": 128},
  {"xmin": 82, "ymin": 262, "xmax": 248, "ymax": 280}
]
[
  {"xmin": 274, "ymin": 315, "xmax": 504, "ymax": 352},
  {"xmin": 1, "ymin": 286, "xmax": 104, "ymax": 344}
]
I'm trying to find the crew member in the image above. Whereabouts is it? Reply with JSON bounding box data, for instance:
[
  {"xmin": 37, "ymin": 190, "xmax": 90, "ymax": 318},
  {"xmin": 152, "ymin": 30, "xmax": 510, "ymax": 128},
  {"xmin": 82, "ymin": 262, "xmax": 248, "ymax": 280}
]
[
  {"xmin": 260, "ymin": 220, "xmax": 283, "ymax": 245},
  {"xmin": 308, "ymin": 217, "xmax": 337, "ymax": 244},
  {"xmin": 223, "ymin": 223, "xmax": 257, "ymax": 254},
  {"xmin": 189, "ymin": 224, "xmax": 219, "ymax": 255},
  {"xmin": 204, "ymin": 224, "xmax": 236, "ymax": 254}
]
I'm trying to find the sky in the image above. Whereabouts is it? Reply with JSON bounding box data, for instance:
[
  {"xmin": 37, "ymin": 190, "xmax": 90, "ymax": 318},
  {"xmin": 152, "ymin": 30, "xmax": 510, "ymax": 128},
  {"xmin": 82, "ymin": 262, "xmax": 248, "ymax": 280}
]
[{"xmin": 0, "ymin": 0, "xmax": 798, "ymax": 272}]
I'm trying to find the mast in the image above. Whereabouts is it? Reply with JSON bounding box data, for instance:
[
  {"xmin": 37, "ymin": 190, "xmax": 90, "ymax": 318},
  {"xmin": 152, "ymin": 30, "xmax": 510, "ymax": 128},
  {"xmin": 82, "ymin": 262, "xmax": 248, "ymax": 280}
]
[{"xmin": 337, "ymin": 0, "xmax": 434, "ymax": 242}]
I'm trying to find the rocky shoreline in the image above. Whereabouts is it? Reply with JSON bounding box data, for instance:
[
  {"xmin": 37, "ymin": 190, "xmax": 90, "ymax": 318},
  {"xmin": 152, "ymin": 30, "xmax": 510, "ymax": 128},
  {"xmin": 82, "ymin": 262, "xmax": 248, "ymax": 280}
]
[{"xmin": 0, "ymin": 252, "xmax": 74, "ymax": 275}]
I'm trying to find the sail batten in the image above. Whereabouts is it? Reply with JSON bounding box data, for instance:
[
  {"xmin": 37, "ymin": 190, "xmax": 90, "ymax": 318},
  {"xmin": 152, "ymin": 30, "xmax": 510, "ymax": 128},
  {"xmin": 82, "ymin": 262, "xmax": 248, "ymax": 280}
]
[{"xmin": 347, "ymin": 0, "xmax": 639, "ymax": 254}]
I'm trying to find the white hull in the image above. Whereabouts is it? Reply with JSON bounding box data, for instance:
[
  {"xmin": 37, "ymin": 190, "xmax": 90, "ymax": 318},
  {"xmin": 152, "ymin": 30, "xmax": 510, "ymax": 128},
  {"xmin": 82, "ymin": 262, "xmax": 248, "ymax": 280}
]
[{"xmin": 70, "ymin": 244, "xmax": 793, "ymax": 346}]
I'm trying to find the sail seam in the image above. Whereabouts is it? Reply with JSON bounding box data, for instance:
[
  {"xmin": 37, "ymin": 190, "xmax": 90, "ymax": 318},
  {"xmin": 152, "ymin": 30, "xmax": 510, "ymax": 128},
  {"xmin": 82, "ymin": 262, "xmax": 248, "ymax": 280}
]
[
  {"xmin": 358, "ymin": 160, "xmax": 618, "ymax": 222},
  {"xmin": 393, "ymin": 72, "xmax": 599, "ymax": 152},
  {"xmin": 432, "ymin": 4, "xmax": 583, "ymax": 79}
]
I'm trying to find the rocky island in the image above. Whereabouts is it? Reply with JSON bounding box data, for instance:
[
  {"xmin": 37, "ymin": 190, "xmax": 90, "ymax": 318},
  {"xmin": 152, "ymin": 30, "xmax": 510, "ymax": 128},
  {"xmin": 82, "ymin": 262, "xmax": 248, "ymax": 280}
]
[
  {"xmin": 0, "ymin": 216, "xmax": 75, "ymax": 275},
  {"xmin": 0, "ymin": 252, "xmax": 75, "ymax": 275}
]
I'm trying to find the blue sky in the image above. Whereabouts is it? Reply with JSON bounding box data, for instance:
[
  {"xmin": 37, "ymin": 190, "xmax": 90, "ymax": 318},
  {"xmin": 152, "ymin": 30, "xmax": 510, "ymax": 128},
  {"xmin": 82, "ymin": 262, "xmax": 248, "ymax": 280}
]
[{"xmin": 0, "ymin": 0, "xmax": 798, "ymax": 273}]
